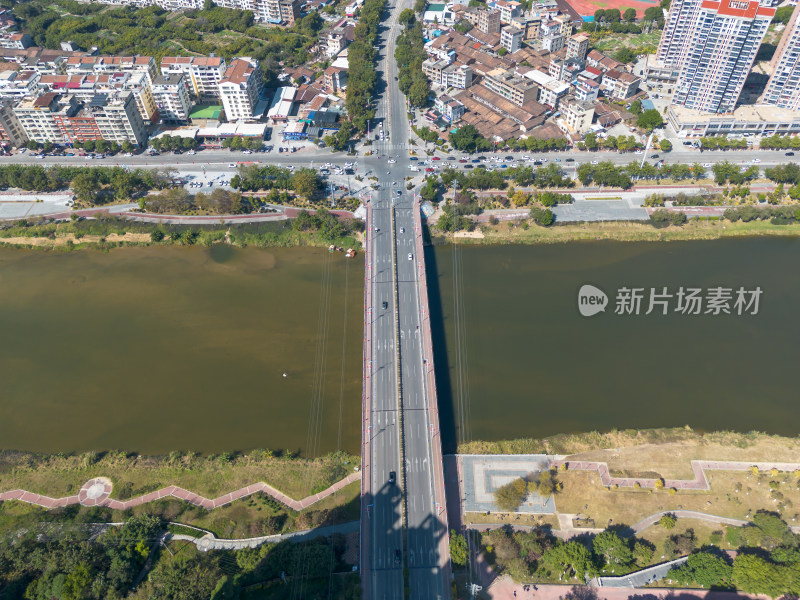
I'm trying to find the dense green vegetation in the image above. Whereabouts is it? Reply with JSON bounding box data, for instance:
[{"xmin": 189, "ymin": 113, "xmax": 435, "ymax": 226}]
[
  {"xmin": 760, "ymin": 134, "xmax": 800, "ymax": 150},
  {"xmin": 395, "ymin": 18, "xmax": 430, "ymax": 108},
  {"xmin": 232, "ymin": 165, "xmax": 324, "ymax": 198},
  {"xmin": 0, "ymin": 508, "xmax": 359, "ymax": 600},
  {"xmin": 11, "ymin": 0, "xmax": 323, "ymax": 81},
  {"xmin": 343, "ymin": 0, "xmax": 386, "ymax": 132}
]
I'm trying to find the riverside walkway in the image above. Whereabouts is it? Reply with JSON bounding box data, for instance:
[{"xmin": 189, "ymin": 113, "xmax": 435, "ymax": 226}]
[{"xmin": 0, "ymin": 472, "xmax": 361, "ymax": 511}]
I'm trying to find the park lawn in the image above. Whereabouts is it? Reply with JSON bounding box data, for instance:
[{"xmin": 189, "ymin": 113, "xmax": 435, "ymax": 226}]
[
  {"xmin": 591, "ymin": 30, "xmax": 661, "ymax": 53},
  {"xmin": 464, "ymin": 512, "xmax": 559, "ymax": 530},
  {"xmin": 0, "ymin": 451, "xmax": 359, "ymax": 502},
  {"xmin": 553, "ymin": 469, "xmax": 800, "ymax": 528},
  {"xmin": 460, "ymin": 217, "xmax": 800, "ymax": 245}
]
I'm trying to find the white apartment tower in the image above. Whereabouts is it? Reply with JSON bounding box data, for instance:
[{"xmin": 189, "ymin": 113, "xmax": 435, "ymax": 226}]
[
  {"xmin": 152, "ymin": 73, "xmax": 192, "ymax": 124},
  {"xmin": 218, "ymin": 57, "xmax": 264, "ymax": 121},
  {"xmin": 160, "ymin": 56, "xmax": 227, "ymax": 103},
  {"xmin": 672, "ymin": 0, "xmax": 774, "ymax": 113},
  {"xmin": 762, "ymin": 4, "xmax": 800, "ymax": 110},
  {"xmin": 656, "ymin": 0, "xmax": 704, "ymax": 68}
]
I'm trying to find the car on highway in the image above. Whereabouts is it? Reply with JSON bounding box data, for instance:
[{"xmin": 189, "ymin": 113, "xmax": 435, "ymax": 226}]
[
  {"xmin": 464, "ymin": 164, "xmax": 473, "ymax": 169},
  {"xmin": 228, "ymin": 163, "xmax": 236, "ymax": 168},
  {"xmin": 425, "ymin": 167, "xmax": 434, "ymax": 172},
  {"xmin": 702, "ymin": 163, "xmax": 712, "ymax": 168},
  {"xmin": 388, "ymin": 159, "xmax": 396, "ymax": 163},
  {"xmin": 471, "ymin": 159, "xmax": 480, "ymax": 163},
  {"xmin": 407, "ymin": 253, "xmax": 413, "ymax": 260},
  {"xmin": 382, "ymin": 301, "xmax": 388, "ymax": 309},
  {"xmin": 432, "ymin": 156, "xmax": 440, "ymax": 161},
  {"xmin": 786, "ymin": 152, "xmax": 795, "ymax": 156},
  {"xmin": 505, "ymin": 156, "xmax": 513, "ymax": 161},
  {"xmin": 566, "ymin": 158, "xmax": 575, "ymax": 162},
  {"xmin": 591, "ymin": 160, "xmax": 599, "ymax": 165},
  {"xmin": 396, "ymin": 190, "xmax": 402, "ymax": 196},
  {"xmin": 400, "ymin": 227, "xmax": 405, "ymax": 233},
  {"xmin": 409, "ymin": 156, "xmax": 418, "ymax": 161},
  {"xmin": 751, "ymin": 158, "xmax": 761, "ymax": 163},
  {"xmin": 554, "ymin": 158, "xmax": 561, "ymax": 162},
  {"xmin": 389, "ymin": 471, "xmax": 396, "ymax": 484},
  {"xmin": 650, "ymin": 154, "xmax": 659, "ymax": 159},
  {"xmin": 447, "ymin": 156, "xmax": 456, "ymax": 160},
  {"xmin": 458, "ymin": 158, "xmax": 467, "ymax": 163}
]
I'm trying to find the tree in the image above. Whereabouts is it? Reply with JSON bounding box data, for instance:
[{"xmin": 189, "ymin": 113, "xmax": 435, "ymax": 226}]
[
  {"xmin": 660, "ymin": 513, "xmax": 677, "ymax": 529},
  {"xmin": 633, "ymin": 540, "xmax": 655, "ymax": 565},
  {"xmin": 773, "ymin": 5, "xmax": 794, "ymax": 24},
  {"xmin": 543, "ymin": 541, "xmax": 593, "ymax": 580},
  {"xmin": 26, "ymin": 140, "xmax": 40, "ymax": 151},
  {"xmin": 398, "ymin": 7, "xmax": 415, "ymax": 26},
  {"xmin": 291, "ymin": 168, "xmax": 321, "ymax": 198},
  {"xmin": 450, "ymin": 124, "xmax": 488, "ymax": 153},
  {"xmin": 637, "ymin": 109, "xmax": 664, "ymax": 131},
  {"xmin": 732, "ymin": 554, "xmax": 785, "ymax": 597},
  {"xmin": 605, "ymin": 8, "xmax": 621, "ymax": 22},
  {"xmin": 670, "ymin": 551, "xmax": 732, "ymax": 588},
  {"xmin": 450, "ymin": 530, "xmax": 468, "ymax": 567},
  {"xmin": 494, "ymin": 477, "xmax": 529, "ymax": 511},
  {"xmin": 623, "ymin": 7, "xmax": 637, "ymax": 21},
  {"xmin": 531, "ymin": 206, "xmax": 557, "ymax": 225},
  {"xmin": 594, "ymin": 8, "xmax": 605, "ymax": 21},
  {"xmin": 593, "ymin": 530, "xmax": 633, "ymax": 567},
  {"xmin": 498, "ymin": 47, "xmax": 508, "ymax": 56},
  {"xmin": 629, "ymin": 99, "xmax": 643, "ymax": 114},
  {"xmin": 613, "ymin": 47, "xmax": 636, "ymax": 63},
  {"xmin": 659, "ymin": 139, "xmax": 672, "ymax": 152},
  {"xmin": 121, "ymin": 140, "xmax": 135, "ymax": 153}
]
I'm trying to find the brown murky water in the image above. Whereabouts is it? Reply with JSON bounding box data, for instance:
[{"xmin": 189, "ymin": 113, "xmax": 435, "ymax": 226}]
[{"xmin": 0, "ymin": 245, "xmax": 364, "ymax": 455}]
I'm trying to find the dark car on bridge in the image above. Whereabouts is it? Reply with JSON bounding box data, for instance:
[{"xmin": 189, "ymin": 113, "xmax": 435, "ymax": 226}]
[{"xmin": 389, "ymin": 471, "xmax": 396, "ymax": 484}]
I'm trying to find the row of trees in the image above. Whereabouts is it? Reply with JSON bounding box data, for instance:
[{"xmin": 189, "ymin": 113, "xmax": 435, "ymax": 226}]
[
  {"xmin": 580, "ymin": 133, "xmax": 645, "ymax": 152},
  {"xmin": 232, "ymin": 165, "xmax": 323, "ymax": 198},
  {"xmin": 484, "ymin": 526, "xmax": 655, "ymax": 583},
  {"xmin": 343, "ymin": 0, "xmax": 386, "ymax": 132},
  {"xmin": 574, "ymin": 160, "xmax": 768, "ymax": 188},
  {"xmin": 759, "ymin": 134, "xmax": 800, "ymax": 150},
  {"xmin": 698, "ymin": 136, "xmax": 750, "ymax": 150},
  {"xmin": 395, "ymin": 16, "xmax": 430, "ymax": 108},
  {"xmin": 149, "ymin": 135, "xmax": 199, "ymax": 153},
  {"xmin": 143, "ymin": 187, "xmax": 255, "ymax": 215},
  {"xmin": 0, "ymin": 164, "xmax": 172, "ymax": 197}
]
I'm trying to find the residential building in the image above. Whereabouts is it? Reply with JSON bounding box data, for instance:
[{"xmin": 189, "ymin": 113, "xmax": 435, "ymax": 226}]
[
  {"xmin": 524, "ymin": 16, "xmax": 541, "ymax": 39},
  {"xmin": 762, "ymin": 5, "xmax": 800, "ymax": 110},
  {"xmin": 0, "ymin": 99, "xmax": 26, "ymax": 145},
  {"xmin": 218, "ymin": 57, "xmax": 264, "ymax": 121},
  {"xmin": 435, "ymin": 93, "xmax": 466, "ymax": 122},
  {"xmin": 552, "ymin": 14, "xmax": 573, "ymax": 37},
  {"xmin": 0, "ymin": 33, "xmax": 33, "ymax": 50},
  {"xmin": 321, "ymin": 28, "xmax": 351, "ymax": 57},
  {"xmin": 122, "ymin": 71, "xmax": 158, "ymax": 124},
  {"xmin": 500, "ymin": 26, "xmax": 524, "ymax": 53},
  {"xmin": 559, "ymin": 95, "xmax": 594, "ymax": 133},
  {"xmin": 151, "ymin": 73, "xmax": 191, "ymax": 124},
  {"xmin": 575, "ymin": 77, "xmax": 600, "ymax": 101},
  {"xmin": 542, "ymin": 32, "xmax": 565, "ymax": 53},
  {"xmin": 566, "ymin": 33, "xmax": 589, "ymax": 60},
  {"xmin": 0, "ymin": 69, "xmax": 40, "ymax": 99},
  {"xmin": 423, "ymin": 3, "xmax": 456, "ymax": 25},
  {"xmin": 522, "ymin": 68, "xmax": 569, "ymax": 107},
  {"xmin": 484, "ymin": 67, "xmax": 539, "ymax": 105},
  {"xmin": 65, "ymin": 55, "xmax": 158, "ymax": 82},
  {"xmin": 161, "ymin": 56, "xmax": 227, "ymax": 103},
  {"xmin": 266, "ymin": 86, "xmax": 295, "ymax": 123},
  {"xmin": 265, "ymin": 0, "xmax": 302, "ymax": 24},
  {"xmin": 601, "ymin": 68, "xmax": 640, "ymax": 100},
  {"xmin": 585, "ymin": 49, "xmax": 623, "ymax": 72},
  {"xmin": 672, "ymin": 0, "xmax": 774, "ymax": 113},
  {"xmin": 323, "ymin": 65, "xmax": 348, "ymax": 92},
  {"xmin": 463, "ymin": 7, "xmax": 501, "ymax": 34},
  {"xmin": 657, "ymin": 0, "xmax": 703, "ymax": 68},
  {"xmin": 494, "ymin": 0, "xmax": 521, "ymax": 23},
  {"xmin": 442, "ymin": 63, "xmax": 473, "ymax": 88},
  {"xmin": 13, "ymin": 90, "xmax": 146, "ymax": 145}
]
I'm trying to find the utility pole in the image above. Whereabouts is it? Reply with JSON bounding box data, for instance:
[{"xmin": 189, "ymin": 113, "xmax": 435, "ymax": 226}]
[{"xmin": 640, "ymin": 132, "xmax": 654, "ymax": 170}]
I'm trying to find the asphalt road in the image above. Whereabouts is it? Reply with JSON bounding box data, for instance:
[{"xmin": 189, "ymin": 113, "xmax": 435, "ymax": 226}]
[{"xmin": 363, "ymin": 0, "xmax": 449, "ymax": 597}]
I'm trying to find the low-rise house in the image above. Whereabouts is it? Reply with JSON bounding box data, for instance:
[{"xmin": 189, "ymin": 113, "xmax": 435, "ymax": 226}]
[
  {"xmin": 601, "ymin": 68, "xmax": 639, "ymax": 100},
  {"xmin": 435, "ymin": 93, "xmax": 466, "ymax": 122}
]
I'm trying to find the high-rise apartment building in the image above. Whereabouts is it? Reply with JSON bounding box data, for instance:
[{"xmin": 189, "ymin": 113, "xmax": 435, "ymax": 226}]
[
  {"xmin": 151, "ymin": 73, "xmax": 192, "ymax": 124},
  {"xmin": 219, "ymin": 57, "xmax": 264, "ymax": 121},
  {"xmin": 762, "ymin": 4, "xmax": 800, "ymax": 110},
  {"xmin": 161, "ymin": 56, "xmax": 227, "ymax": 103},
  {"xmin": 656, "ymin": 0, "xmax": 704, "ymax": 68},
  {"xmin": 671, "ymin": 0, "xmax": 774, "ymax": 113}
]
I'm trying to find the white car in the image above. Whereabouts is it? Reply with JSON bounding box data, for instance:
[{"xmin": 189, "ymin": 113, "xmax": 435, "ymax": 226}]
[
  {"xmin": 242, "ymin": 150, "xmax": 252, "ymax": 154},
  {"xmin": 388, "ymin": 159, "xmax": 396, "ymax": 163},
  {"xmin": 407, "ymin": 253, "xmax": 413, "ymax": 260},
  {"xmin": 400, "ymin": 227, "xmax": 405, "ymax": 233},
  {"xmin": 187, "ymin": 150, "xmax": 196, "ymax": 155},
  {"xmin": 702, "ymin": 163, "xmax": 712, "ymax": 168},
  {"xmin": 635, "ymin": 150, "xmax": 643, "ymax": 154},
  {"xmin": 522, "ymin": 155, "xmax": 530, "ymax": 160},
  {"xmin": 228, "ymin": 163, "xmax": 237, "ymax": 168},
  {"xmin": 591, "ymin": 160, "xmax": 599, "ymax": 165},
  {"xmin": 751, "ymin": 158, "xmax": 761, "ymax": 163}
]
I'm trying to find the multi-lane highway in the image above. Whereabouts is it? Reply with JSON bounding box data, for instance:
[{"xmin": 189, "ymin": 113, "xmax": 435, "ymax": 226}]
[{"xmin": 360, "ymin": 0, "xmax": 450, "ymax": 597}]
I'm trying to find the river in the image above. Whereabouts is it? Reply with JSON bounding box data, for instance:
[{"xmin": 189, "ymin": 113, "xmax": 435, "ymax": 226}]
[
  {"xmin": 428, "ymin": 238, "xmax": 800, "ymax": 453},
  {"xmin": 0, "ymin": 246, "xmax": 364, "ymax": 456}
]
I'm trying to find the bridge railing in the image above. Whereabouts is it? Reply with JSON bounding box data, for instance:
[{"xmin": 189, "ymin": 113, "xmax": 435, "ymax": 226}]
[
  {"xmin": 360, "ymin": 202, "xmax": 373, "ymax": 600},
  {"xmin": 412, "ymin": 196, "xmax": 453, "ymax": 588}
]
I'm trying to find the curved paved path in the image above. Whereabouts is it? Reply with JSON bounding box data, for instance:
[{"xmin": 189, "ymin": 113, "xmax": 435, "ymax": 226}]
[
  {"xmin": 631, "ymin": 510, "xmax": 748, "ymax": 534},
  {"xmin": 0, "ymin": 472, "xmax": 361, "ymax": 512},
  {"xmin": 552, "ymin": 458, "xmax": 800, "ymax": 491}
]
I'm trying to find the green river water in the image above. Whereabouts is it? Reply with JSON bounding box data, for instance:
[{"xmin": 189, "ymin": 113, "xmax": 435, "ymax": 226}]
[{"xmin": 1, "ymin": 238, "xmax": 798, "ymax": 456}]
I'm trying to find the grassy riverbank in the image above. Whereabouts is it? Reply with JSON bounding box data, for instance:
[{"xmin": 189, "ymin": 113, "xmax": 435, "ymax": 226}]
[
  {"xmin": 458, "ymin": 427, "xmax": 800, "ymax": 477},
  {"xmin": 433, "ymin": 218, "xmax": 800, "ymax": 245},
  {"xmin": 0, "ymin": 216, "xmax": 362, "ymax": 251},
  {"xmin": 0, "ymin": 449, "xmax": 359, "ymax": 501}
]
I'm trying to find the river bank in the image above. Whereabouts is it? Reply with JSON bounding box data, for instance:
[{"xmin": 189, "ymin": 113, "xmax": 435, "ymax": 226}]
[
  {"xmin": 0, "ymin": 214, "xmax": 363, "ymax": 251},
  {"xmin": 431, "ymin": 218, "xmax": 800, "ymax": 246}
]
